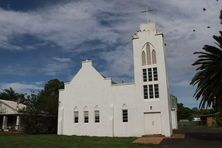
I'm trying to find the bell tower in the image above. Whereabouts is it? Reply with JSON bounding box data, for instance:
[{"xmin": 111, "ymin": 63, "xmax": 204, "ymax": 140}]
[{"xmin": 132, "ymin": 22, "xmax": 172, "ymax": 136}]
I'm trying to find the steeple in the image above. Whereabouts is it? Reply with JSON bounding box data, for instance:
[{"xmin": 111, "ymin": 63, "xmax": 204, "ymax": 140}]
[{"xmin": 141, "ymin": 7, "xmax": 153, "ymax": 23}]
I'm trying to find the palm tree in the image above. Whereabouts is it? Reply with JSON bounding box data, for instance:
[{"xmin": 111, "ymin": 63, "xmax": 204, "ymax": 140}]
[
  {"xmin": 220, "ymin": 9, "xmax": 222, "ymax": 24},
  {"xmin": 190, "ymin": 31, "xmax": 222, "ymax": 112}
]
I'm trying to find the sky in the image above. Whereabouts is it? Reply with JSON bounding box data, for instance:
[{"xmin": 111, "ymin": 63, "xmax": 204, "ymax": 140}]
[{"xmin": 0, "ymin": 0, "xmax": 221, "ymax": 108}]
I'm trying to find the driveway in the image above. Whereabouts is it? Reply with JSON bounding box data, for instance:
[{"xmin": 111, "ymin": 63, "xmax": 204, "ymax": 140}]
[{"xmin": 160, "ymin": 128, "xmax": 222, "ymax": 148}]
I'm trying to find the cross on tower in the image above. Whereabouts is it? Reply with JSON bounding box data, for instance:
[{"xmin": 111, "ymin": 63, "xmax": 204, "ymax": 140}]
[{"xmin": 141, "ymin": 7, "xmax": 153, "ymax": 23}]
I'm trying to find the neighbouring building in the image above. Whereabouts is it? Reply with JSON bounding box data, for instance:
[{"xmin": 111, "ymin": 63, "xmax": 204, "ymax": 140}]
[
  {"xmin": 0, "ymin": 99, "xmax": 26, "ymax": 131},
  {"xmin": 200, "ymin": 113, "xmax": 219, "ymax": 127},
  {"xmin": 170, "ymin": 95, "xmax": 178, "ymax": 129},
  {"xmin": 58, "ymin": 22, "xmax": 177, "ymax": 137}
]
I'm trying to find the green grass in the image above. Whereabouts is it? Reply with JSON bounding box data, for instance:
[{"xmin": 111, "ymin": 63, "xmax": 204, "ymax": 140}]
[{"xmin": 0, "ymin": 134, "xmax": 155, "ymax": 148}]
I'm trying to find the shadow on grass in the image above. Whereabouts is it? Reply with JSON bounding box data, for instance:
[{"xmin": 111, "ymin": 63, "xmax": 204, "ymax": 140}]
[{"xmin": 0, "ymin": 134, "xmax": 158, "ymax": 148}]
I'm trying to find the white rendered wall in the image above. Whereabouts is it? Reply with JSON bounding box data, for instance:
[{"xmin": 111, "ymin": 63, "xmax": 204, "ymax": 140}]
[
  {"xmin": 171, "ymin": 109, "xmax": 178, "ymax": 129},
  {"xmin": 58, "ymin": 61, "xmax": 113, "ymax": 136}
]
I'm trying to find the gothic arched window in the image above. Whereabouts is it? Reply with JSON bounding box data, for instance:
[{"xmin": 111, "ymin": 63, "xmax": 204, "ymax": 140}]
[
  {"xmin": 142, "ymin": 51, "xmax": 146, "ymax": 66},
  {"xmin": 152, "ymin": 49, "xmax": 157, "ymax": 64},
  {"xmin": 146, "ymin": 43, "xmax": 151, "ymax": 65}
]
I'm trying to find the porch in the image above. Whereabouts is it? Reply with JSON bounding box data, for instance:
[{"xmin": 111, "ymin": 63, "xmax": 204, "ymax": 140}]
[{"xmin": 0, "ymin": 114, "xmax": 22, "ymax": 131}]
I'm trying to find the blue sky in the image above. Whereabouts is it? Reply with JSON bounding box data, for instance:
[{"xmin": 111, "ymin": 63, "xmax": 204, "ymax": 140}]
[{"xmin": 0, "ymin": 0, "xmax": 221, "ymax": 108}]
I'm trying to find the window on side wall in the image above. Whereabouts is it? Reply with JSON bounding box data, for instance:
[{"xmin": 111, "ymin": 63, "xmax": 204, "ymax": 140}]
[
  {"xmin": 84, "ymin": 111, "xmax": 89, "ymax": 123},
  {"xmin": 122, "ymin": 109, "xmax": 128, "ymax": 122},
  {"xmin": 74, "ymin": 111, "xmax": 78, "ymax": 123},
  {"xmin": 95, "ymin": 110, "xmax": 100, "ymax": 123}
]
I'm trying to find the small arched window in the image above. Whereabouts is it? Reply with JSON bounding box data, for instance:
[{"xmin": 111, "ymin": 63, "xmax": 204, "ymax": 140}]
[
  {"xmin": 142, "ymin": 51, "xmax": 146, "ymax": 66},
  {"xmin": 152, "ymin": 49, "xmax": 157, "ymax": 64},
  {"xmin": 94, "ymin": 105, "xmax": 100, "ymax": 123},
  {"xmin": 83, "ymin": 106, "xmax": 89, "ymax": 123},
  {"xmin": 122, "ymin": 104, "xmax": 128, "ymax": 122},
  {"xmin": 146, "ymin": 43, "xmax": 151, "ymax": 65},
  {"xmin": 74, "ymin": 106, "xmax": 78, "ymax": 123}
]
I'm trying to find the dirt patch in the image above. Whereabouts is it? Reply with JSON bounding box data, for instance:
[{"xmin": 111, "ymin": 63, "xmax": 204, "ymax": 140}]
[
  {"xmin": 133, "ymin": 136, "xmax": 164, "ymax": 144},
  {"xmin": 133, "ymin": 133, "xmax": 185, "ymax": 145}
]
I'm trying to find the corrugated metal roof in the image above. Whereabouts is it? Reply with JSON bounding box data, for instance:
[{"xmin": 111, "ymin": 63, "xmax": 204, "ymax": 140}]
[{"xmin": 0, "ymin": 99, "xmax": 26, "ymax": 111}]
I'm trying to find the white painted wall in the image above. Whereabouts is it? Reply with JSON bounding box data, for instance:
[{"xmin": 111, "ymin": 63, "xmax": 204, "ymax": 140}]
[
  {"xmin": 171, "ymin": 109, "xmax": 178, "ymax": 129},
  {"xmin": 58, "ymin": 22, "xmax": 173, "ymax": 137}
]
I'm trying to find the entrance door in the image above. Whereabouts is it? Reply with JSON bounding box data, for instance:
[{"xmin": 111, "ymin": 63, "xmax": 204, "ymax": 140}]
[{"xmin": 144, "ymin": 112, "xmax": 161, "ymax": 135}]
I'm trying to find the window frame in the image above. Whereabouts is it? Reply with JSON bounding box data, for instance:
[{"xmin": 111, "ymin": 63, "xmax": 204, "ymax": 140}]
[
  {"xmin": 153, "ymin": 67, "xmax": 158, "ymax": 81},
  {"xmin": 143, "ymin": 85, "xmax": 148, "ymax": 99},
  {"xmin": 84, "ymin": 110, "xmax": 89, "ymax": 123},
  {"xmin": 147, "ymin": 68, "xmax": 152, "ymax": 81},
  {"xmin": 154, "ymin": 84, "xmax": 159, "ymax": 98},
  {"xmin": 74, "ymin": 111, "xmax": 79, "ymax": 123},
  {"xmin": 149, "ymin": 84, "xmax": 154, "ymax": 99},
  {"xmin": 94, "ymin": 110, "xmax": 100, "ymax": 123},
  {"xmin": 142, "ymin": 69, "xmax": 147, "ymax": 82},
  {"xmin": 122, "ymin": 109, "xmax": 128, "ymax": 122}
]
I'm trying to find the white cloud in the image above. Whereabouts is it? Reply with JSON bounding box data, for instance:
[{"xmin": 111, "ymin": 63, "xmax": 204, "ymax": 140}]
[
  {"xmin": 53, "ymin": 57, "xmax": 72, "ymax": 63},
  {"xmin": 100, "ymin": 43, "xmax": 133, "ymax": 78},
  {"xmin": 0, "ymin": 82, "xmax": 42, "ymax": 93},
  {"xmin": 0, "ymin": 0, "xmax": 221, "ymax": 106},
  {"xmin": 42, "ymin": 57, "xmax": 72, "ymax": 76}
]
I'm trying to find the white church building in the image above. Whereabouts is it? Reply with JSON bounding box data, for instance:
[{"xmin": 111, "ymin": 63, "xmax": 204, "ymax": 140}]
[{"xmin": 57, "ymin": 22, "xmax": 178, "ymax": 137}]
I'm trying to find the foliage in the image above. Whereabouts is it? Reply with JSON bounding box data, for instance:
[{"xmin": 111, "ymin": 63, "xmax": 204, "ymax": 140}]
[
  {"xmin": 191, "ymin": 107, "xmax": 215, "ymax": 116},
  {"xmin": 220, "ymin": 9, "xmax": 222, "ymax": 24},
  {"xmin": 22, "ymin": 79, "xmax": 64, "ymax": 134},
  {"xmin": 177, "ymin": 103, "xmax": 193, "ymax": 121},
  {"xmin": 0, "ymin": 88, "xmax": 27, "ymax": 104},
  {"xmin": 37, "ymin": 79, "xmax": 64, "ymax": 115},
  {"xmin": 190, "ymin": 11, "xmax": 222, "ymax": 111}
]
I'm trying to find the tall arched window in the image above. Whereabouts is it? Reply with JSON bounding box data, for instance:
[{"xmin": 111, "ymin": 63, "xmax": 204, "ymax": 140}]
[
  {"xmin": 152, "ymin": 49, "xmax": 157, "ymax": 64},
  {"xmin": 142, "ymin": 51, "xmax": 146, "ymax": 66},
  {"xmin": 146, "ymin": 43, "xmax": 151, "ymax": 65},
  {"xmin": 83, "ymin": 106, "xmax": 89, "ymax": 123},
  {"xmin": 122, "ymin": 104, "xmax": 128, "ymax": 122},
  {"xmin": 94, "ymin": 105, "xmax": 100, "ymax": 123},
  {"xmin": 74, "ymin": 106, "xmax": 78, "ymax": 123}
]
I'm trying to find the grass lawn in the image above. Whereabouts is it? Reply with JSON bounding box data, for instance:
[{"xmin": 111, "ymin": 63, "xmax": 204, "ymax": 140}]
[{"xmin": 0, "ymin": 134, "xmax": 155, "ymax": 148}]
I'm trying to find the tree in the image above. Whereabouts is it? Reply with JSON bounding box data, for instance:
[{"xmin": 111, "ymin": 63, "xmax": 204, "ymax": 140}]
[
  {"xmin": 190, "ymin": 11, "xmax": 222, "ymax": 112},
  {"xmin": 220, "ymin": 9, "xmax": 222, "ymax": 24},
  {"xmin": 177, "ymin": 103, "xmax": 193, "ymax": 121},
  {"xmin": 36, "ymin": 79, "xmax": 64, "ymax": 115},
  {"xmin": 22, "ymin": 79, "xmax": 64, "ymax": 133},
  {"xmin": 0, "ymin": 88, "xmax": 26, "ymax": 104}
]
